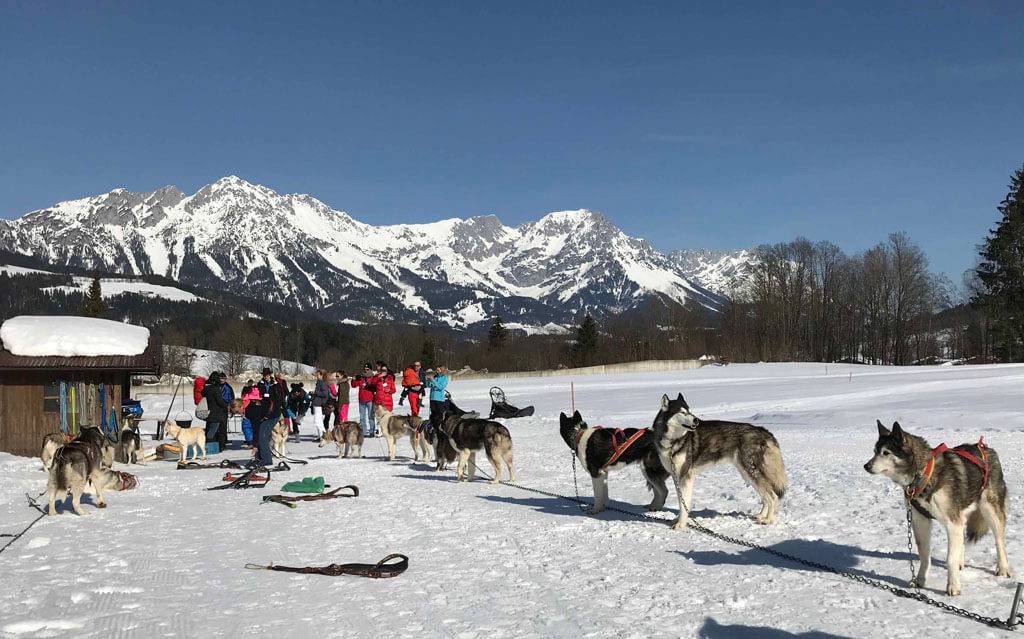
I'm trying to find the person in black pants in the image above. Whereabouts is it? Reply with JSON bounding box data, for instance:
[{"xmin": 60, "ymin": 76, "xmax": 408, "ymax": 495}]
[
  {"xmin": 203, "ymin": 372, "xmax": 229, "ymax": 451},
  {"xmin": 256, "ymin": 367, "xmax": 285, "ymax": 466}
]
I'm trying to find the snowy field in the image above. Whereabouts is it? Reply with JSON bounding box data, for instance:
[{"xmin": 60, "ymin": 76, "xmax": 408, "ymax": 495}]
[{"xmin": 1, "ymin": 363, "xmax": 1023, "ymax": 638}]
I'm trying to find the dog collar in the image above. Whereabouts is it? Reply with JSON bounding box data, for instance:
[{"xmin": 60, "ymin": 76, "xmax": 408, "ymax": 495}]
[{"xmin": 904, "ymin": 444, "xmax": 944, "ymax": 501}]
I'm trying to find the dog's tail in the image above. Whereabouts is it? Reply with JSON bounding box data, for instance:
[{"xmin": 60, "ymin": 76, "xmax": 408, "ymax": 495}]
[
  {"xmin": 966, "ymin": 509, "xmax": 991, "ymax": 544},
  {"xmin": 54, "ymin": 450, "xmax": 72, "ymax": 492},
  {"xmin": 762, "ymin": 441, "xmax": 787, "ymax": 499}
]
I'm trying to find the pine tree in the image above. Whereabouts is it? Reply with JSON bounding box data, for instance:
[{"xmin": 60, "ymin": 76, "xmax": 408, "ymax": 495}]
[
  {"xmin": 572, "ymin": 312, "xmax": 600, "ymax": 366},
  {"xmin": 419, "ymin": 338, "xmax": 436, "ymax": 368},
  {"xmin": 83, "ymin": 273, "xmax": 105, "ymax": 318},
  {"xmin": 487, "ymin": 316, "xmax": 507, "ymax": 352},
  {"xmin": 973, "ymin": 167, "xmax": 1024, "ymax": 361}
]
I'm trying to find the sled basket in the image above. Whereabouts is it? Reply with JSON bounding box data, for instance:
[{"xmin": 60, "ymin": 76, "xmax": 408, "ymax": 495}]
[{"xmin": 488, "ymin": 386, "xmax": 535, "ymax": 420}]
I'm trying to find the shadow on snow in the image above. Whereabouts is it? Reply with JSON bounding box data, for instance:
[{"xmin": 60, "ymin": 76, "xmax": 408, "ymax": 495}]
[{"xmin": 698, "ymin": 618, "xmax": 853, "ymax": 639}]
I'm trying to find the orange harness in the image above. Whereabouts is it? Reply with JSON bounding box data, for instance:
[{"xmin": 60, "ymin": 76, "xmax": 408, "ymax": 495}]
[
  {"xmin": 905, "ymin": 437, "xmax": 989, "ymax": 501},
  {"xmin": 574, "ymin": 426, "xmax": 650, "ymax": 471}
]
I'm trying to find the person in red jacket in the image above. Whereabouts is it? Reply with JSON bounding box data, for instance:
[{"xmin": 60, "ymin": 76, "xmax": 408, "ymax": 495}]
[
  {"xmin": 400, "ymin": 361, "xmax": 423, "ymax": 416},
  {"xmin": 374, "ymin": 363, "xmax": 397, "ymax": 411},
  {"xmin": 352, "ymin": 362, "xmax": 377, "ymax": 437}
]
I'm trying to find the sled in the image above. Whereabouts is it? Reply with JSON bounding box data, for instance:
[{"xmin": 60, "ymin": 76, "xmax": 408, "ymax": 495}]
[{"xmin": 488, "ymin": 387, "xmax": 534, "ymax": 420}]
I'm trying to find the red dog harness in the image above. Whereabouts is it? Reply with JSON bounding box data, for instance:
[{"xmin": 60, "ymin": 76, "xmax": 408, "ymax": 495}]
[
  {"xmin": 905, "ymin": 437, "xmax": 989, "ymax": 501},
  {"xmin": 574, "ymin": 426, "xmax": 650, "ymax": 471}
]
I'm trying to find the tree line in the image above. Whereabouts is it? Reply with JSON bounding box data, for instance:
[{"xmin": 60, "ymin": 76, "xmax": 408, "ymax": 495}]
[{"xmin": 719, "ymin": 232, "xmax": 959, "ymax": 365}]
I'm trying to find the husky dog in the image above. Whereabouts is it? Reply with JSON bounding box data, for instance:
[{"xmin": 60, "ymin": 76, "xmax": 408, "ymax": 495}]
[
  {"xmin": 40, "ymin": 433, "xmax": 65, "ymax": 471},
  {"xmin": 864, "ymin": 421, "xmax": 1011, "ymax": 595},
  {"xmin": 115, "ymin": 422, "xmax": 145, "ymax": 465},
  {"xmin": 373, "ymin": 404, "xmax": 432, "ymax": 462},
  {"xmin": 48, "ymin": 450, "xmax": 137, "ymax": 516},
  {"xmin": 432, "ymin": 423, "xmax": 458, "ymax": 471},
  {"xmin": 438, "ymin": 414, "xmax": 515, "ymax": 483},
  {"xmin": 47, "ymin": 441, "xmax": 106, "ymax": 515},
  {"xmin": 75, "ymin": 426, "xmax": 115, "ymax": 468},
  {"xmin": 559, "ymin": 411, "xmax": 669, "ymax": 515},
  {"xmin": 319, "ymin": 421, "xmax": 364, "ymax": 459},
  {"xmin": 163, "ymin": 421, "xmax": 206, "ymax": 462},
  {"xmin": 652, "ymin": 394, "xmax": 787, "ymax": 530},
  {"xmin": 270, "ymin": 420, "xmax": 291, "ymax": 458}
]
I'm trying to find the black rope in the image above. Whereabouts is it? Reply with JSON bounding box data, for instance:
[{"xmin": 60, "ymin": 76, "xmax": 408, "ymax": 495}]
[
  {"xmin": 0, "ymin": 493, "xmax": 48, "ymax": 557},
  {"xmin": 462, "ymin": 460, "xmax": 1019, "ymax": 631}
]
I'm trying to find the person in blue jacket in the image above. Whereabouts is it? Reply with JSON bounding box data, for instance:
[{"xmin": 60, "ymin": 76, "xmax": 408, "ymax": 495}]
[
  {"xmin": 426, "ymin": 365, "xmax": 449, "ymax": 429},
  {"xmin": 218, "ymin": 376, "xmax": 235, "ymax": 451}
]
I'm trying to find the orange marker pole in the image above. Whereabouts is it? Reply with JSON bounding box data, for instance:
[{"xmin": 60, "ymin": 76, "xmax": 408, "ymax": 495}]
[{"xmin": 571, "ymin": 382, "xmax": 575, "ymax": 413}]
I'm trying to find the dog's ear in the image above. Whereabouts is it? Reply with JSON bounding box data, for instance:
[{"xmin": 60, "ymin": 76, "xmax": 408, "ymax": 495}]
[
  {"xmin": 661, "ymin": 394, "xmax": 670, "ymax": 411},
  {"xmin": 876, "ymin": 420, "xmax": 890, "ymax": 438},
  {"xmin": 559, "ymin": 412, "xmax": 567, "ymax": 425},
  {"xmin": 891, "ymin": 421, "xmax": 906, "ymax": 443},
  {"xmin": 573, "ymin": 410, "xmax": 581, "ymax": 421},
  {"xmin": 677, "ymin": 393, "xmax": 689, "ymax": 410}
]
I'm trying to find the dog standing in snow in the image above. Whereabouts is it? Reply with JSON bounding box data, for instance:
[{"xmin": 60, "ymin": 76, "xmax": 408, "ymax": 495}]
[
  {"xmin": 559, "ymin": 410, "xmax": 668, "ymax": 515},
  {"xmin": 652, "ymin": 393, "xmax": 787, "ymax": 530},
  {"xmin": 163, "ymin": 420, "xmax": 206, "ymax": 463},
  {"xmin": 864, "ymin": 420, "xmax": 1011, "ymax": 595}
]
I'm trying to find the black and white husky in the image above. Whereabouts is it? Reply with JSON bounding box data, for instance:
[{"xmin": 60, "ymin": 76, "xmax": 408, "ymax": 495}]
[
  {"xmin": 652, "ymin": 394, "xmax": 787, "ymax": 530},
  {"xmin": 864, "ymin": 420, "xmax": 1011, "ymax": 595},
  {"xmin": 559, "ymin": 411, "xmax": 668, "ymax": 515}
]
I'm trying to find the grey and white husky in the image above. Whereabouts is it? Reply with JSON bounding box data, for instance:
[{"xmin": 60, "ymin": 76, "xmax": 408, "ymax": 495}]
[
  {"xmin": 559, "ymin": 410, "xmax": 669, "ymax": 515},
  {"xmin": 47, "ymin": 441, "xmax": 108, "ymax": 515},
  {"xmin": 438, "ymin": 414, "xmax": 515, "ymax": 483},
  {"xmin": 864, "ymin": 420, "xmax": 1011, "ymax": 595},
  {"xmin": 319, "ymin": 420, "xmax": 364, "ymax": 459},
  {"xmin": 374, "ymin": 404, "xmax": 433, "ymax": 462},
  {"xmin": 652, "ymin": 393, "xmax": 787, "ymax": 530},
  {"xmin": 115, "ymin": 422, "xmax": 145, "ymax": 465}
]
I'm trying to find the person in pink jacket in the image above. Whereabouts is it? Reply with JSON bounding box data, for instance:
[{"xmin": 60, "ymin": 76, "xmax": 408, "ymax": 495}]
[{"xmin": 373, "ymin": 363, "xmax": 397, "ymax": 411}]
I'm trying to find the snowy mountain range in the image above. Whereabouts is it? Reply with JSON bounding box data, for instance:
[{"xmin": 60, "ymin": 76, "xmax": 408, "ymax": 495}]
[
  {"xmin": 0, "ymin": 177, "xmax": 756, "ymax": 330},
  {"xmin": 668, "ymin": 248, "xmax": 756, "ymax": 297}
]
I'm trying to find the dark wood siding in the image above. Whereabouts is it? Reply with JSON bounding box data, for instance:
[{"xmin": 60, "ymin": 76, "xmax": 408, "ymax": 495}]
[{"xmin": 0, "ymin": 371, "xmax": 128, "ymax": 457}]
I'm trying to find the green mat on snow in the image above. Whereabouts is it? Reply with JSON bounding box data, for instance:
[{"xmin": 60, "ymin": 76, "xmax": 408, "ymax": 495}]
[{"xmin": 281, "ymin": 477, "xmax": 326, "ymax": 494}]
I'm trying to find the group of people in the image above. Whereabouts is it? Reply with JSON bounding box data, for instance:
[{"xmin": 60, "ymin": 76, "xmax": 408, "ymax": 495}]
[{"xmin": 195, "ymin": 361, "xmax": 452, "ymax": 468}]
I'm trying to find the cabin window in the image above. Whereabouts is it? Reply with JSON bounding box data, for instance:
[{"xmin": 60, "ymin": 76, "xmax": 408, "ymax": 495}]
[{"xmin": 43, "ymin": 381, "xmax": 62, "ymax": 413}]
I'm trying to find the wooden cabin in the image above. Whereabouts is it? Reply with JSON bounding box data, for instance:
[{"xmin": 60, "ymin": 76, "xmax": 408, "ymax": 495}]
[{"xmin": 0, "ymin": 320, "xmax": 160, "ymax": 457}]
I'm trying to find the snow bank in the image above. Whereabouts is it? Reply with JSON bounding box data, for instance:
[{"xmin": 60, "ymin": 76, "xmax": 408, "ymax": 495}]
[{"xmin": 0, "ymin": 315, "xmax": 150, "ymax": 357}]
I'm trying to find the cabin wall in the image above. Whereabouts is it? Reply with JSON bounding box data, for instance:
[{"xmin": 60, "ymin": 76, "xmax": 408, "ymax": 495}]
[{"xmin": 0, "ymin": 371, "xmax": 126, "ymax": 458}]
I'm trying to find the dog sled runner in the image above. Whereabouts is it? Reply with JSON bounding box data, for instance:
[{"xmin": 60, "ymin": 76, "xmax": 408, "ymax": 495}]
[
  {"xmin": 488, "ymin": 387, "xmax": 534, "ymax": 419},
  {"xmin": 245, "ymin": 553, "xmax": 408, "ymax": 578}
]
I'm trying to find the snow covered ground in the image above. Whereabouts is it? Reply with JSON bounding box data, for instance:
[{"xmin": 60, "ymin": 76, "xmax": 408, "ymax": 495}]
[{"xmin": 1, "ymin": 363, "xmax": 1023, "ymax": 638}]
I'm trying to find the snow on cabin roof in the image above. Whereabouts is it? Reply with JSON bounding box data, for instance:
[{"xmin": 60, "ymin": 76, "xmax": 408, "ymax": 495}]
[{"xmin": 0, "ymin": 315, "xmax": 150, "ymax": 358}]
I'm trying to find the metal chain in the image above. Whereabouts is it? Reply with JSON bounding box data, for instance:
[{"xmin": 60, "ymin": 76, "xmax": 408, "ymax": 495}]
[
  {"xmin": 570, "ymin": 453, "xmax": 589, "ymax": 512},
  {"xmin": 471, "ymin": 464, "xmax": 1016, "ymax": 631},
  {"xmin": 904, "ymin": 505, "xmax": 918, "ymax": 588}
]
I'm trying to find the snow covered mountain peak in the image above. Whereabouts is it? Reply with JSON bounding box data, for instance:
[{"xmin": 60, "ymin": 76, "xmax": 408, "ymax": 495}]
[{"xmin": 0, "ymin": 177, "xmax": 740, "ymax": 329}]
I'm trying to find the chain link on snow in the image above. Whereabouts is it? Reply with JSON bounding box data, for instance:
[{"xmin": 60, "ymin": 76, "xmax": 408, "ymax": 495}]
[
  {"xmin": 905, "ymin": 505, "xmax": 919, "ymax": 588},
  {"xmin": 465, "ymin": 459, "xmax": 1018, "ymax": 632}
]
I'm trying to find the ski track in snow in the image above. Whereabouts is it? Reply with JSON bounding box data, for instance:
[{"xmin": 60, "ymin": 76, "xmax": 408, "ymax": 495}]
[{"xmin": 1, "ymin": 362, "xmax": 1023, "ymax": 638}]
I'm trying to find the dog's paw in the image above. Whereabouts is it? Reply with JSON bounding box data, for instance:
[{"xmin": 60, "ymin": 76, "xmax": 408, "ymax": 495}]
[
  {"xmin": 97, "ymin": 502, "xmax": 107, "ymax": 509},
  {"xmin": 671, "ymin": 517, "xmax": 688, "ymax": 530},
  {"xmin": 946, "ymin": 583, "xmax": 962, "ymax": 596},
  {"xmin": 586, "ymin": 507, "xmax": 605, "ymax": 515},
  {"xmin": 755, "ymin": 515, "xmax": 773, "ymax": 525},
  {"xmin": 997, "ymin": 566, "xmax": 1012, "ymax": 578},
  {"xmin": 644, "ymin": 503, "xmax": 662, "ymax": 512}
]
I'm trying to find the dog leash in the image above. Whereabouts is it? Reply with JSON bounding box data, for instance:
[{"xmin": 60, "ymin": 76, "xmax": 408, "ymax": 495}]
[{"xmin": 244, "ymin": 553, "xmax": 408, "ymax": 578}]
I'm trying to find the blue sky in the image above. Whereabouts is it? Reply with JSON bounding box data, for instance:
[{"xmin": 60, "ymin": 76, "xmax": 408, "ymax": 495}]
[{"xmin": 2, "ymin": 2, "xmax": 1022, "ymax": 280}]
